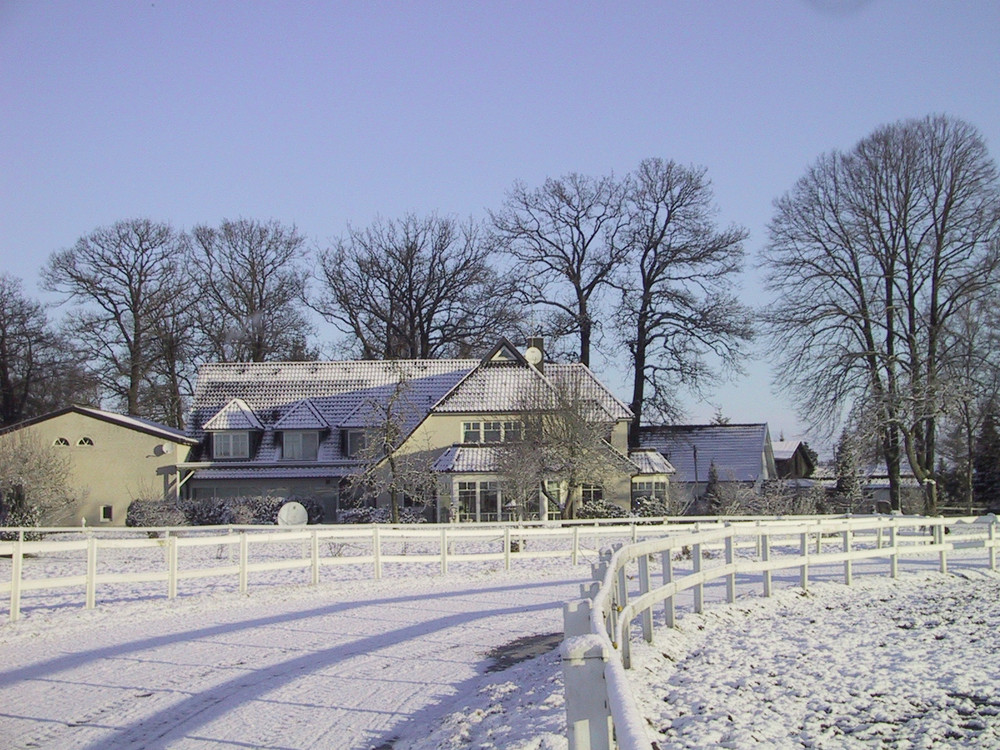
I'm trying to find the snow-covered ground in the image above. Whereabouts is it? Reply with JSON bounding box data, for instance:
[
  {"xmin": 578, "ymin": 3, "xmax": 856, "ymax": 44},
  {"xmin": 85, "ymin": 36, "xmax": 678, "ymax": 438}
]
[{"xmin": 1, "ymin": 532, "xmax": 999, "ymax": 749}]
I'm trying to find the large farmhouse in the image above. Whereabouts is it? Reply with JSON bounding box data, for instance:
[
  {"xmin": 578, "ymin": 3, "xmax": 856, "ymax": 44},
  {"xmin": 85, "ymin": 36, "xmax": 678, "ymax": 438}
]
[{"xmin": 179, "ymin": 339, "xmax": 673, "ymax": 522}]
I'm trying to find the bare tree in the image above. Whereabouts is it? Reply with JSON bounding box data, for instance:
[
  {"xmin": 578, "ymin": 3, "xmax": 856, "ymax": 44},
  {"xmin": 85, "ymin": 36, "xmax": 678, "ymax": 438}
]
[
  {"xmin": 346, "ymin": 365, "xmax": 439, "ymax": 523},
  {"xmin": 0, "ymin": 431, "xmax": 78, "ymax": 531},
  {"xmin": 614, "ymin": 158, "xmax": 752, "ymax": 445},
  {"xmin": 0, "ymin": 275, "xmax": 97, "ymax": 426},
  {"xmin": 495, "ymin": 375, "xmax": 626, "ymax": 519},
  {"xmin": 491, "ymin": 173, "xmax": 630, "ymax": 366},
  {"xmin": 314, "ymin": 214, "xmax": 523, "ymax": 360},
  {"xmin": 190, "ymin": 218, "xmax": 315, "ymax": 363},
  {"xmin": 42, "ymin": 219, "xmax": 190, "ymax": 418},
  {"xmin": 762, "ymin": 115, "xmax": 1000, "ymax": 512}
]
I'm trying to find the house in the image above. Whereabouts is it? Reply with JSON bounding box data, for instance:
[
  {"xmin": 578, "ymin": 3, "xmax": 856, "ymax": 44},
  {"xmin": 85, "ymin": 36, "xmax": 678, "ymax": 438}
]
[
  {"xmin": 179, "ymin": 338, "xmax": 674, "ymax": 521},
  {"xmin": 638, "ymin": 423, "xmax": 777, "ymax": 511},
  {"xmin": 0, "ymin": 405, "xmax": 197, "ymax": 526},
  {"xmin": 772, "ymin": 440, "xmax": 817, "ymax": 479}
]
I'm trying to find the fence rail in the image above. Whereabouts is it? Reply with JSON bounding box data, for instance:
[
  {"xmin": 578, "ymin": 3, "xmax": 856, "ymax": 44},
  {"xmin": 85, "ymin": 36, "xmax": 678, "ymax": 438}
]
[
  {"xmin": 560, "ymin": 514, "xmax": 1000, "ymax": 750},
  {"xmin": 0, "ymin": 517, "xmax": 741, "ymax": 622}
]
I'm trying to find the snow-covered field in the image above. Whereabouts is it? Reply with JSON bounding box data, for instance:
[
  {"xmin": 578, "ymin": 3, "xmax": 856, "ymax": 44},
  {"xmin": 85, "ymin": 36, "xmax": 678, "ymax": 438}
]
[{"xmin": 1, "ymin": 531, "xmax": 998, "ymax": 749}]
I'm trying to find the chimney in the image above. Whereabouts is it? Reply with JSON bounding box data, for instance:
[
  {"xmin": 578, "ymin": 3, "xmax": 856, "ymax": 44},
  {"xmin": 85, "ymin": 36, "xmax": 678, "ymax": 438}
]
[{"xmin": 525, "ymin": 337, "xmax": 545, "ymax": 373}]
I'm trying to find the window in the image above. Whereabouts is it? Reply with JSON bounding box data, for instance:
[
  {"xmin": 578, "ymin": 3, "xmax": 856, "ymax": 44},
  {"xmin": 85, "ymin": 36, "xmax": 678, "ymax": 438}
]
[
  {"xmin": 462, "ymin": 421, "xmax": 481, "ymax": 443},
  {"xmin": 53, "ymin": 437, "xmax": 69, "ymax": 446},
  {"xmin": 480, "ymin": 481, "xmax": 499, "ymax": 520},
  {"xmin": 482, "ymin": 421, "xmax": 502, "ymax": 443},
  {"xmin": 283, "ymin": 431, "xmax": 319, "ymax": 461},
  {"xmin": 631, "ymin": 481, "xmax": 668, "ymax": 503},
  {"xmin": 100, "ymin": 505, "xmax": 113, "ymax": 523},
  {"xmin": 78, "ymin": 437, "xmax": 94, "ymax": 446},
  {"xmin": 582, "ymin": 483, "xmax": 604, "ymax": 503},
  {"xmin": 503, "ymin": 421, "xmax": 523, "ymax": 442},
  {"xmin": 345, "ymin": 430, "xmax": 366, "ymax": 458},
  {"xmin": 458, "ymin": 481, "xmax": 477, "ymax": 519},
  {"xmin": 214, "ymin": 431, "xmax": 250, "ymax": 459}
]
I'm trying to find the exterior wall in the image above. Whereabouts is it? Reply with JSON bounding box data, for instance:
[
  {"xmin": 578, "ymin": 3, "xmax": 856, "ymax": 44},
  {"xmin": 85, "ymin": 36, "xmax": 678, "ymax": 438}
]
[{"xmin": 3, "ymin": 412, "xmax": 192, "ymax": 526}]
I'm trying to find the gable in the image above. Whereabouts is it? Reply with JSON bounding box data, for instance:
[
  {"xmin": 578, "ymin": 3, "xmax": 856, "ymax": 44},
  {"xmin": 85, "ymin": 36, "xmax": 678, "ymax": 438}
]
[
  {"xmin": 203, "ymin": 399, "xmax": 265, "ymax": 431},
  {"xmin": 273, "ymin": 400, "xmax": 327, "ymax": 430}
]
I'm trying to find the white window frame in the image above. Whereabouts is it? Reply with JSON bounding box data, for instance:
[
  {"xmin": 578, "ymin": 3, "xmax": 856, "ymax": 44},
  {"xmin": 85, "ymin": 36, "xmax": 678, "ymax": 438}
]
[
  {"xmin": 100, "ymin": 504, "xmax": 113, "ymax": 523},
  {"xmin": 582, "ymin": 483, "xmax": 604, "ymax": 504},
  {"xmin": 214, "ymin": 431, "xmax": 250, "ymax": 459}
]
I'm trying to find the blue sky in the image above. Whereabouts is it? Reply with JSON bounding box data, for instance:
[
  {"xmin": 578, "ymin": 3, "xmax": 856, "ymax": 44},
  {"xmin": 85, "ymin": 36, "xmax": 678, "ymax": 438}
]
[{"xmin": 2, "ymin": 1, "xmax": 998, "ymax": 448}]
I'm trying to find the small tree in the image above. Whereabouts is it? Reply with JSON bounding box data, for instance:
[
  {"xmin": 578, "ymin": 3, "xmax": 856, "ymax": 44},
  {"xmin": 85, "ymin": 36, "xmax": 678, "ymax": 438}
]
[
  {"xmin": 834, "ymin": 429, "xmax": 865, "ymax": 512},
  {"xmin": 346, "ymin": 365, "xmax": 439, "ymax": 523},
  {"xmin": 973, "ymin": 405, "xmax": 1000, "ymax": 510},
  {"xmin": 496, "ymin": 374, "xmax": 626, "ymax": 519},
  {"xmin": 0, "ymin": 432, "xmax": 77, "ymax": 533}
]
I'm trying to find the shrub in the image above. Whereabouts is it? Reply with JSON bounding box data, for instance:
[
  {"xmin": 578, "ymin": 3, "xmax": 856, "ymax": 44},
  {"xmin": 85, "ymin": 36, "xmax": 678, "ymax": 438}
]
[
  {"xmin": 576, "ymin": 499, "xmax": 630, "ymax": 519},
  {"xmin": 180, "ymin": 495, "xmax": 326, "ymax": 526},
  {"xmin": 338, "ymin": 506, "xmax": 426, "ymax": 524},
  {"xmin": 126, "ymin": 499, "xmax": 187, "ymax": 528}
]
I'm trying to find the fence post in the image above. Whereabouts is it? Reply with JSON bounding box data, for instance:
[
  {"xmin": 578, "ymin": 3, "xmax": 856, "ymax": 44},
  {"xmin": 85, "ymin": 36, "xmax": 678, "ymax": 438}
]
[
  {"xmin": 86, "ymin": 535, "xmax": 98, "ymax": 609},
  {"xmin": 561, "ymin": 633, "xmax": 613, "ymax": 750},
  {"xmin": 239, "ymin": 532, "xmax": 248, "ymax": 595},
  {"xmin": 692, "ymin": 542, "xmax": 703, "ymax": 613},
  {"xmin": 440, "ymin": 527, "xmax": 448, "ymax": 575},
  {"xmin": 310, "ymin": 529, "xmax": 320, "ymax": 586},
  {"xmin": 725, "ymin": 531, "xmax": 736, "ymax": 603},
  {"xmin": 761, "ymin": 534, "xmax": 772, "ymax": 598},
  {"xmin": 638, "ymin": 553, "xmax": 653, "ymax": 644},
  {"xmin": 572, "ymin": 526, "xmax": 580, "ymax": 566},
  {"xmin": 989, "ymin": 520, "xmax": 997, "ymax": 572},
  {"xmin": 799, "ymin": 531, "xmax": 809, "ymax": 591},
  {"xmin": 504, "ymin": 527, "xmax": 511, "ymax": 571},
  {"xmin": 889, "ymin": 521, "xmax": 899, "ymax": 579},
  {"xmin": 661, "ymin": 549, "xmax": 675, "ymax": 628},
  {"xmin": 10, "ymin": 537, "xmax": 23, "ymax": 622},
  {"xmin": 935, "ymin": 522, "xmax": 948, "ymax": 574},
  {"xmin": 373, "ymin": 525, "xmax": 382, "ymax": 580},
  {"xmin": 167, "ymin": 534, "xmax": 178, "ymax": 599},
  {"xmin": 843, "ymin": 529, "xmax": 853, "ymax": 586}
]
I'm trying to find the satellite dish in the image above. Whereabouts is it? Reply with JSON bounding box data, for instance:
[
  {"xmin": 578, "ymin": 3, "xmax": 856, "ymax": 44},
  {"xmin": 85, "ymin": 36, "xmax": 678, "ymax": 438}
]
[
  {"xmin": 525, "ymin": 346, "xmax": 543, "ymax": 365},
  {"xmin": 277, "ymin": 501, "xmax": 308, "ymax": 526}
]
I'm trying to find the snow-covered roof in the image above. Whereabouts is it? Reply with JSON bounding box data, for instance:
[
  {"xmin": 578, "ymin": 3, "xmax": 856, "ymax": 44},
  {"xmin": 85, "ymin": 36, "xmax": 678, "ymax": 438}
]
[
  {"xmin": 432, "ymin": 445, "xmax": 506, "ymax": 473},
  {"xmin": 272, "ymin": 399, "xmax": 328, "ymax": 430},
  {"xmin": 202, "ymin": 398, "xmax": 265, "ymax": 431},
  {"xmin": 628, "ymin": 448, "xmax": 675, "ymax": 475},
  {"xmin": 771, "ymin": 440, "xmax": 801, "ymax": 461},
  {"xmin": 0, "ymin": 405, "xmax": 197, "ymax": 445},
  {"xmin": 639, "ymin": 424, "xmax": 774, "ymax": 483}
]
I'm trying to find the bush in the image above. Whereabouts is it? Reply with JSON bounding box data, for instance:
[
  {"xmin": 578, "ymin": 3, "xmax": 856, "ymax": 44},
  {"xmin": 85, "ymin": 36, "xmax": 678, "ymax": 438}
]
[
  {"xmin": 126, "ymin": 499, "xmax": 187, "ymax": 528},
  {"xmin": 338, "ymin": 506, "xmax": 427, "ymax": 524},
  {"xmin": 0, "ymin": 503, "xmax": 41, "ymax": 541},
  {"xmin": 576, "ymin": 499, "xmax": 630, "ymax": 519},
  {"xmin": 180, "ymin": 495, "xmax": 325, "ymax": 526},
  {"xmin": 632, "ymin": 496, "xmax": 671, "ymax": 518}
]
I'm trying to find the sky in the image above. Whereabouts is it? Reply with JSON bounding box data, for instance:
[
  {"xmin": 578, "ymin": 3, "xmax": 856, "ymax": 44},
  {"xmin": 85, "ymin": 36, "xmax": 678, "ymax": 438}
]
[{"xmin": 2, "ymin": 1, "xmax": 999, "ymax": 452}]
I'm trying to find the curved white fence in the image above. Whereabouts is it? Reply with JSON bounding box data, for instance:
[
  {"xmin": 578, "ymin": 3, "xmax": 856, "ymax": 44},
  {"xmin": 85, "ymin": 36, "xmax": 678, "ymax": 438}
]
[
  {"xmin": 560, "ymin": 514, "xmax": 1000, "ymax": 750},
  {"xmin": 0, "ymin": 518, "xmax": 720, "ymax": 622}
]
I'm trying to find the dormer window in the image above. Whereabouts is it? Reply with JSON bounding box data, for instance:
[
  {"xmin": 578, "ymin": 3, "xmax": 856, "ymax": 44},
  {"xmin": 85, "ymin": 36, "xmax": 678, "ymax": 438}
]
[
  {"xmin": 214, "ymin": 431, "xmax": 250, "ymax": 459},
  {"xmin": 282, "ymin": 431, "xmax": 319, "ymax": 461},
  {"xmin": 345, "ymin": 429, "xmax": 367, "ymax": 458}
]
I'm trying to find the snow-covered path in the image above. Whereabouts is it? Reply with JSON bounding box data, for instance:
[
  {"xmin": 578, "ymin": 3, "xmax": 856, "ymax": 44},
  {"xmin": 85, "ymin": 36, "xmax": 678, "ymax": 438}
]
[{"xmin": 0, "ymin": 566, "xmax": 588, "ymax": 749}]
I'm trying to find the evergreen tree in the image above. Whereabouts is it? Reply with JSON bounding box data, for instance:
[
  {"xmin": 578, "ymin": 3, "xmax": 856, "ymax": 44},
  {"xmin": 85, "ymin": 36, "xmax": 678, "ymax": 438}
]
[{"xmin": 973, "ymin": 406, "xmax": 1000, "ymax": 510}]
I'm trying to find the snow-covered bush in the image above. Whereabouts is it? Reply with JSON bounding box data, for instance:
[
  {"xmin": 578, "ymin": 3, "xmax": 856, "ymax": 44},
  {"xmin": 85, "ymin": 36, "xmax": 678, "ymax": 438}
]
[
  {"xmin": 338, "ymin": 506, "xmax": 427, "ymax": 524},
  {"xmin": 181, "ymin": 495, "xmax": 324, "ymax": 526},
  {"xmin": 632, "ymin": 496, "xmax": 671, "ymax": 518},
  {"xmin": 576, "ymin": 499, "xmax": 629, "ymax": 519},
  {"xmin": 125, "ymin": 499, "xmax": 187, "ymax": 528}
]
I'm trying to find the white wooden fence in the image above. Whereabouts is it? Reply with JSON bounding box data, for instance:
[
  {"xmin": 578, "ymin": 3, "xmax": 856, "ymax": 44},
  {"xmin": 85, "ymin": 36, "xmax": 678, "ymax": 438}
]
[
  {"xmin": 560, "ymin": 514, "xmax": 1000, "ymax": 750},
  {"xmin": 0, "ymin": 518, "xmax": 714, "ymax": 622}
]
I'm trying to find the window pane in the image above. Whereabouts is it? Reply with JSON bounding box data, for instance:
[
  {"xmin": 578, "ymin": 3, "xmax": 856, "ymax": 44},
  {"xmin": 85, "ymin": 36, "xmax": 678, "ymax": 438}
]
[
  {"xmin": 463, "ymin": 422, "xmax": 481, "ymax": 443},
  {"xmin": 483, "ymin": 422, "xmax": 501, "ymax": 443},
  {"xmin": 503, "ymin": 421, "xmax": 522, "ymax": 442}
]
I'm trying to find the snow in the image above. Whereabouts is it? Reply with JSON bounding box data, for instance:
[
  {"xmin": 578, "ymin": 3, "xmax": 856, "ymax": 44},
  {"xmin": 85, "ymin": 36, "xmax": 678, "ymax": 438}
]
[{"xmin": 1, "ymin": 531, "xmax": 999, "ymax": 749}]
